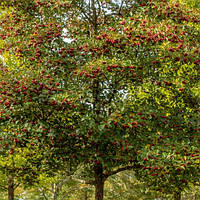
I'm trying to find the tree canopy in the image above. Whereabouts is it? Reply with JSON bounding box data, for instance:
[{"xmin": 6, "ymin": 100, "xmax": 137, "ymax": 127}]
[{"xmin": 0, "ymin": 0, "xmax": 199, "ymax": 200}]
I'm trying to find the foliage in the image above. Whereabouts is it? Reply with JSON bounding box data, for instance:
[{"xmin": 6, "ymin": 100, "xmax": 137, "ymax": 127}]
[{"xmin": 0, "ymin": 0, "xmax": 199, "ymax": 200}]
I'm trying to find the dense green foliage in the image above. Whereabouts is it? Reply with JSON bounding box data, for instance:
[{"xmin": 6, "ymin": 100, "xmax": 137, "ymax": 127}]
[{"xmin": 0, "ymin": 0, "xmax": 199, "ymax": 200}]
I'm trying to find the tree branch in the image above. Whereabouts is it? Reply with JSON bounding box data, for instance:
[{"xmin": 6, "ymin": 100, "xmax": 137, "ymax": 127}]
[
  {"xmin": 106, "ymin": 165, "xmax": 135, "ymax": 178},
  {"xmin": 118, "ymin": 0, "xmax": 125, "ymax": 15},
  {"xmin": 14, "ymin": 182, "xmax": 20, "ymax": 190},
  {"xmin": 96, "ymin": 0, "xmax": 102, "ymax": 18},
  {"xmin": 61, "ymin": 187, "xmax": 80, "ymax": 200},
  {"xmin": 73, "ymin": 178, "xmax": 95, "ymax": 185},
  {"xmin": 39, "ymin": 188, "xmax": 49, "ymax": 200},
  {"xmin": 76, "ymin": 0, "xmax": 93, "ymax": 23}
]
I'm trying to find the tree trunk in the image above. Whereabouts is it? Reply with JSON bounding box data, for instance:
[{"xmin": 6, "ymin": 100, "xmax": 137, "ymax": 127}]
[
  {"xmin": 95, "ymin": 178, "xmax": 104, "ymax": 200},
  {"xmin": 8, "ymin": 175, "xmax": 14, "ymax": 200},
  {"xmin": 174, "ymin": 191, "xmax": 181, "ymax": 200},
  {"xmin": 90, "ymin": 0, "xmax": 97, "ymax": 36},
  {"xmin": 52, "ymin": 183, "xmax": 58, "ymax": 200},
  {"xmin": 84, "ymin": 190, "xmax": 88, "ymax": 200},
  {"xmin": 94, "ymin": 165, "xmax": 105, "ymax": 200}
]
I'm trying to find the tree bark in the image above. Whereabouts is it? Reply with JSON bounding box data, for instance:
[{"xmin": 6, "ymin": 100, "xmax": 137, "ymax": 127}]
[
  {"xmin": 174, "ymin": 191, "xmax": 181, "ymax": 200},
  {"xmin": 90, "ymin": 0, "xmax": 98, "ymax": 36},
  {"xmin": 94, "ymin": 165, "xmax": 105, "ymax": 200},
  {"xmin": 84, "ymin": 190, "xmax": 88, "ymax": 200},
  {"xmin": 8, "ymin": 175, "xmax": 14, "ymax": 200},
  {"xmin": 95, "ymin": 178, "xmax": 104, "ymax": 200}
]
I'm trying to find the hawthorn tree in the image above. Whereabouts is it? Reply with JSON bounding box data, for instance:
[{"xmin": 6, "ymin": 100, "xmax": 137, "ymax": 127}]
[
  {"xmin": 0, "ymin": 1, "xmax": 199, "ymax": 200},
  {"xmin": 0, "ymin": 146, "xmax": 46, "ymax": 200}
]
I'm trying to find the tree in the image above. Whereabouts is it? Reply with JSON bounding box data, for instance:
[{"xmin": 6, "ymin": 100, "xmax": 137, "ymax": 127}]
[
  {"xmin": 22, "ymin": 170, "xmax": 80, "ymax": 200},
  {"xmin": 0, "ymin": 1, "xmax": 199, "ymax": 200},
  {"xmin": 177, "ymin": 0, "xmax": 200, "ymax": 9},
  {"xmin": 0, "ymin": 142, "xmax": 50, "ymax": 200}
]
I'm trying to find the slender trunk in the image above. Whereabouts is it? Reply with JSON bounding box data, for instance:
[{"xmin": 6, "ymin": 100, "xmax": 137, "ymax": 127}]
[
  {"xmin": 84, "ymin": 190, "xmax": 88, "ymax": 200},
  {"xmin": 194, "ymin": 193, "xmax": 199, "ymax": 200},
  {"xmin": 94, "ymin": 165, "xmax": 105, "ymax": 200},
  {"xmin": 53, "ymin": 191, "xmax": 57, "ymax": 200},
  {"xmin": 52, "ymin": 183, "xmax": 58, "ymax": 200},
  {"xmin": 8, "ymin": 175, "xmax": 14, "ymax": 200},
  {"xmin": 91, "ymin": 0, "xmax": 97, "ymax": 36},
  {"xmin": 174, "ymin": 191, "xmax": 181, "ymax": 200}
]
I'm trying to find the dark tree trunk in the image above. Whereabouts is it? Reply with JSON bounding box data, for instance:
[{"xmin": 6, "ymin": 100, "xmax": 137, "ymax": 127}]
[
  {"xmin": 95, "ymin": 178, "xmax": 104, "ymax": 200},
  {"xmin": 174, "ymin": 191, "xmax": 181, "ymax": 200},
  {"xmin": 8, "ymin": 175, "xmax": 14, "ymax": 200},
  {"xmin": 90, "ymin": 0, "xmax": 98, "ymax": 36},
  {"xmin": 84, "ymin": 190, "xmax": 88, "ymax": 200},
  {"xmin": 94, "ymin": 165, "xmax": 105, "ymax": 200}
]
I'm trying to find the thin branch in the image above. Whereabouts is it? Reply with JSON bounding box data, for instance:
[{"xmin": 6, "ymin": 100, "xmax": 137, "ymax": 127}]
[
  {"xmin": 39, "ymin": 188, "xmax": 49, "ymax": 200},
  {"xmin": 73, "ymin": 178, "xmax": 95, "ymax": 185},
  {"xmin": 118, "ymin": 0, "xmax": 125, "ymax": 15},
  {"xmin": 106, "ymin": 165, "xmax": 135, "ymax": 178},
  {"xmin": 56, "ymin": 176, "xmax": 72, "ymax": 190},
  {"xmin": 97, "ymin": 0, "xmax": 102, "ymax": 18},
  {"xmin": 87, "ymin": 0, "xmax": 98, "ymax": 36},
  {"xmin": 41, "ymin": 185, "xmax": 52, "ymax": 193},
  {"xmin": 77, "ymin": 0, "xmax": 93, "ymax": 23},
  {"xmin": 51, "ymin": 183, "xmax": 56, "ymax": 196},
  {"xmin": 14, "ymin": 182, "xmax": 20, "ymax": 190},
  {"xmin": 80, "ymin": 7, "xmax": 92, "ymax": 23},
  {"xmin": 61, "ymin": 187, "xmax": 80, "ymax": 200}
]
